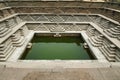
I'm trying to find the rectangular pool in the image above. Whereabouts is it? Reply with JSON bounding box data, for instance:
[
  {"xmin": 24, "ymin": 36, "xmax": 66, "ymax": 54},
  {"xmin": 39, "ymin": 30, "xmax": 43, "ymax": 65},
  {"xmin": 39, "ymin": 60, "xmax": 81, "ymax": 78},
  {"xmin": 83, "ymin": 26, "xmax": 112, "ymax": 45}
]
[{"xmin": 20, "ymin": 33, "xmax": 95, "ymax": 60}]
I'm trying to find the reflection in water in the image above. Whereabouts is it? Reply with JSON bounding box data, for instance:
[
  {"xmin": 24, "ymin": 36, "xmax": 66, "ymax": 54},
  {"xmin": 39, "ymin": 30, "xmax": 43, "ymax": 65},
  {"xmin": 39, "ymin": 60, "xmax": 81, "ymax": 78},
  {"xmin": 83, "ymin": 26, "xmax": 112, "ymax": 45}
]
[{"xmin": 21, "ymin": 36, "xmax": 95, "ymax": 60}]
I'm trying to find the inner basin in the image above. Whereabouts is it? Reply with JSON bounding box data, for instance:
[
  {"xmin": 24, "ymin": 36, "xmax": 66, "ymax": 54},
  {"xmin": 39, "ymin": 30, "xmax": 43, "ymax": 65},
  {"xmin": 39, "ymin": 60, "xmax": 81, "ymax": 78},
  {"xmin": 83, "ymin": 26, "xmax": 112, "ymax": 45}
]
[{"xmin": 20, "ymin": 33, "xmax": 95, "ymax": 60}]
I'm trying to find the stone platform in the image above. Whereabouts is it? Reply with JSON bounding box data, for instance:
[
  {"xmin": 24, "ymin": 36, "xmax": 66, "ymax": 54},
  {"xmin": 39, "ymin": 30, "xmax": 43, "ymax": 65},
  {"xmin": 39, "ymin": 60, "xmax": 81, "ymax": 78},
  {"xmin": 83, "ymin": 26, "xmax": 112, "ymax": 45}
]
[{"xmin": 0, "ymin": 65, "xmax": 120, "ymax": 80}]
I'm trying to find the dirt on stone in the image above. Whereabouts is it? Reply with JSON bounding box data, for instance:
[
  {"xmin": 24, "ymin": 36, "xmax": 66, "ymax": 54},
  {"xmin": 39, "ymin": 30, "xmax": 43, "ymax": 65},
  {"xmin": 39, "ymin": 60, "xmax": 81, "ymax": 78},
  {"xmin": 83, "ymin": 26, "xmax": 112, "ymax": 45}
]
[{"xmin": 23, "ymin": 70, "xmax": 94, "ymax": 80}]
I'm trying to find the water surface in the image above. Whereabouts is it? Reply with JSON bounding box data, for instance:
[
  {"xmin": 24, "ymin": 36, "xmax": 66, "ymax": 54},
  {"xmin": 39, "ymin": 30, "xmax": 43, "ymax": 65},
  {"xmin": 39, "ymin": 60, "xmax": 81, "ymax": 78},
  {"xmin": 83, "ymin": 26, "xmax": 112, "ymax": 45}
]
[{"xmin": 21, "ymin": 36, "xmax": 94, "ymax": 60}]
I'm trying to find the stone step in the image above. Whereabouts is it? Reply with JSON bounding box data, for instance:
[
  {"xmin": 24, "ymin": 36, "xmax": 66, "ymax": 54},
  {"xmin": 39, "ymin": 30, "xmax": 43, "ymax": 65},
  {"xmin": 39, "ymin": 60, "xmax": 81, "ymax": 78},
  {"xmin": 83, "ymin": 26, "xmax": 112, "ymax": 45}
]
[
  {"xmin": 12, "ymin": 37, "xmax": 26, "ymax": 47},
  {"xmin": 102, "ymin": 46, "xmax": 115, "ymax": 56},
  {"xmin": 110, "ymin": 28, "xmax": 120, "ymax": 33},
  {"xmin": 116, "ymin": 53, "xmax": 120, "ymax": 59},
  {"xmin": 99, "ymin": 46, "xmax": 115, "ymax": 58},
  {"xmin": 0, "ymin": 45, "xmax": 14, "ymax": 58},
  {"xmin": 104, "ymin": 30, "xmax": 117, "ymax": 38},
  {"xmin": 0, "ymin": 47, "xmax": 16, "ymax": 61},
  {"xmin": 99, "ymin": 47, "xmax": 115, "ymax": 62},
  {"xmin": 115, "ymin": 56, "xmax": 120, "ymax": 62},
  {"xmin": 89, "ymin": 38, "xmax": 102, "ymax": 47},
  {"xmin": 0, "ymin": 29, "xmax": 11, "ymax": 38},
  {"xmin": 11, "ymin": 36, "xmax": 21, "ymax": 42},
  {"xmin": 91, "ymin": 37, "xmax": 103, "ymax": 44},
  {"xmin": 0, "ymin": 28, "xmax": 9, "ymax": 34},
  {"xmin": 0, "ymin": 46, "xmax": 6, "ymax": 51},
  {"xmin": 118, "ymin": 36, "xmax": 120, "ymax": 40},
  {"xmin": 0, "ymin": 27, "xmax": 6, "ymax": 31},
  {"xmin": 0, "ymin": 43, "xmax": 13, "ymax": 55},
  {"xmin": 12, "ymin": 36, "xmax": 24, "ymax": 44},
  {"xmin": 108, "ymin": 29, "xmax": 120, "ymax": 35},
  {"xmin": 86, "ymin": 28, "xmax": 95, "ymax": 37},
  {"xmin": 104, "ymin": 46, "xmax": 116, "ymax": 54}
]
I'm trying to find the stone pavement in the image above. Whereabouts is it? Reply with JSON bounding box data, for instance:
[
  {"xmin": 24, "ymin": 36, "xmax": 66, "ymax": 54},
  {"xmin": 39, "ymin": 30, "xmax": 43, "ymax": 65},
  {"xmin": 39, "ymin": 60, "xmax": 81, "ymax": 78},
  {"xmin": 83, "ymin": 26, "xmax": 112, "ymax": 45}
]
[{"xmin": 0, "ymin": 66, "xmax": 120, "ymax": 80}]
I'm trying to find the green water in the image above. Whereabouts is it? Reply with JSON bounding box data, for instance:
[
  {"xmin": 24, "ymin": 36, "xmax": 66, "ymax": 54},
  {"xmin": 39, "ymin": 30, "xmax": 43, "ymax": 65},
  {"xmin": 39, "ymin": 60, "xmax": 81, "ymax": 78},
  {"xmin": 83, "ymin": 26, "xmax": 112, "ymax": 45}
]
[{"xmin": 21, "ymin": 36, "xmax": 95, "ymax": 60}]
